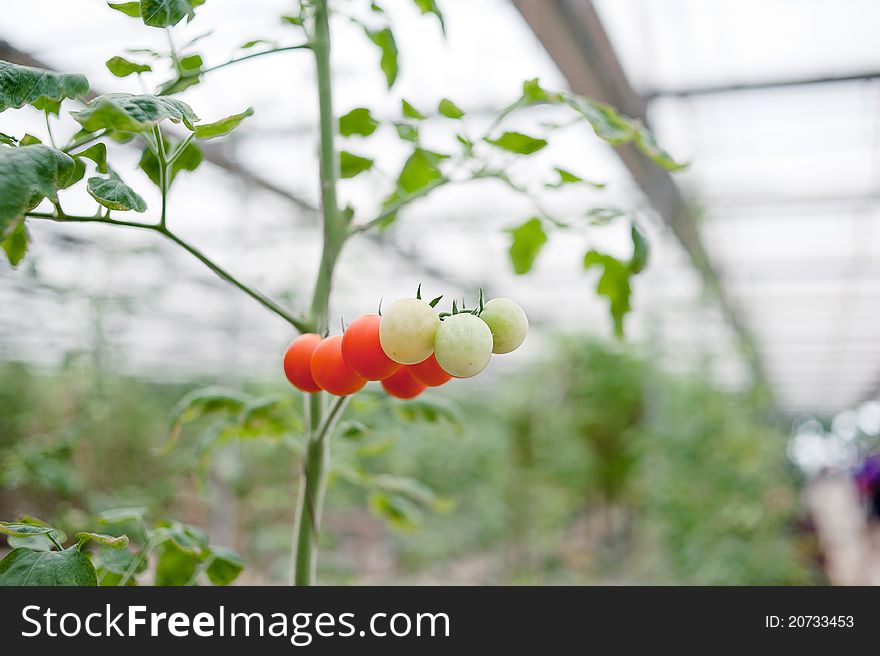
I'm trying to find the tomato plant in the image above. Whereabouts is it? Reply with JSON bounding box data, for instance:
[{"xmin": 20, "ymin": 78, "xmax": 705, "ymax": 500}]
[
  {"xmin": 0, "ymin": 510, "xmax": 243, "ymax": 586},
  {"xmin": 0, "ymin": 0, "xmax": 681, "ymax": 585}
]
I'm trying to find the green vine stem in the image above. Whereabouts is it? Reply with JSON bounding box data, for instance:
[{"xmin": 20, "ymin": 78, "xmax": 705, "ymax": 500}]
[
  {"xmin": 291, "ymin": 0, "xmax": 348, "ymax": 586},
  {"xmin": 290, "ymin": 394, "xmax": 349, "ymax": 585},
  {"xmin": 152, "ymin": 124, "xmax": 169, "ymax": 229},
  {"xmin": 203, "ymin": 44, "xmax": 312, "ymax": 75}
]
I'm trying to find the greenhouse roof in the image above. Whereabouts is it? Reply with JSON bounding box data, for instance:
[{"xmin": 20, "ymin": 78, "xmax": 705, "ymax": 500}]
[{"xmin": 1, "ymin": 0, "xmax": 878, "ymax": 417}]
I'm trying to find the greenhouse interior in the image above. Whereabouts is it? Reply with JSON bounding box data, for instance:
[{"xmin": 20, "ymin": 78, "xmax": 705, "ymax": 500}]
[{"xmin": 2, "ymin": 0, "xmax": 880, "ymax": 586}]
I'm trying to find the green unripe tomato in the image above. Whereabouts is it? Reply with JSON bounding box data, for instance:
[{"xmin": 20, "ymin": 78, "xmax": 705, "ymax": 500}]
[
  {"xmin": 479, "ymin": 298, "xmax": 528, "ymax": 354},
  {"xmin": 434, "ymin": 313, "xmax": 493, "ymax": 378},
  {"xmin": 379, "ymin": 298, "xmax": 440, "ymax": 364}
]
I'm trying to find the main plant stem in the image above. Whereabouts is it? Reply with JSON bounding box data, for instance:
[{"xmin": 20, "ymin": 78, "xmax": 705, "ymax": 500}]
[{"xmin": 290, "ymin": 0, "xmax": 347, "ymax": 586}]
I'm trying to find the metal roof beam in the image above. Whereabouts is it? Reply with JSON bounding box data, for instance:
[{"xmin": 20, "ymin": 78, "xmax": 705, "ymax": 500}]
[
  {"xmin": 646, "ymin": 71, "xmax": 880, "ymax": 100},
  {"xmin": 511, "ymin": 0, "xmax": 770, "ymax": 391}
]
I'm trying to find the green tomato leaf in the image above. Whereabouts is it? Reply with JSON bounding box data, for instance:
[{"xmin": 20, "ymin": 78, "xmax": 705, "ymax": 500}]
[
  {"xmin": 72, "ymin": 93, "xmax": 199, "ymax": 133},
  {"xmin": 0, "ymin": 144, "xmax": 77, "ymax": 234},
  {"xmin": 0, "ymin": 132, "xmax": 17, "ymax": 146},
  {"xmin": 565, "ymin": 96, "xmax": 635, "ymax": 145},
  {"xmin": 584, "ymin": 250, "xmax": 633, "ymax": 337},
  {"xmin": 587, "ymin": 206, "xmax": 629, "ymax": 226},
  {"xmin": 339, "ymin": 420, "xmax": 371, "ymax": 440},
  {"xmin": 366, "ymin": 27, "xmax": 399, "ymax": 89},
  {"xmin": 68, "ymin": 157, "xmax": 87, "ymax": 188},
  {"xmin": 0, "ymin": 547, "xmax": 97, "ymax": 586},
  {"xmin": 0, "ymin": 60, "xmax": 89, "ymax": 113},
  {"xmin": 240, "ymin": 39, "xmax": 273, "ymax": 49},
  {"xmin": 94, "ymin": 547, "xmax": 143, "ymax": 586},
  {"xmin": 394, "ymin": 121, "xmax": 419, "ymax": 143},
  {"xmin": 633, "ymin": 121, "xmax": 686, "ymax": 171},
  {"xmin": 94, "ymin": 547, "xmax": 140, "ymax": 575},
  {"xmin": 546, "ymin": 166, "xmax": 604, "ymax": 189},
  {"xmin": 152, "ymin": 520, "xmax": 208, "ymax": 555},
  {"xmin": 339, "ymin": 107, "xmax": 379, "ymax": 137},
  {"xmin": 87, "ymin": 171, "xmax": 147, "ymax": 212},
  {"xmin": 97, "ymin": 507, "xmax": 148, "ymax": 525},
  {"xmin": 438, "ymin": 98, "xmax": 464, "ymax": 119},
  {"xmin": 629, "ymin": 222, "xmax": 650, "ymax": 274},
  {"xmin": 4, "ymin": 517, "xmax": 66, "ymax": 551},
  {"xmin": 367, "ymin": 474, "xmax": 448, "ymax": 511},
  {"xmin": 397, "ymin": 148, "xmax": 447, "ymax": 193},
  {"xmin": 76, "ymin": 532, "xmax": 130, "ymax": 549},
  {"xmin": 521, "ymin": 78, "xmax": 558, "ymax": 104},
  {"xmin": 355, "ymin": 438, "xmax": 395, "ymax": 459},
  {"xmin": 107, "ymin": 1, "xmax": 141, "ymax": 17},
  {"xmin": 179, "ymin": 54, "xmax": 204, "ymax": 72},
  {"xmin": 507, "ymin": 217, "xmax": 547, "ymax": 274},
  {"xmin": 158, "ymin": 54, "xmax": 204, "ymax": 95},
  {"xmin": 551, "ymin": 167, "xmax": 581, "ymax": 185},
  {"xmin": 2, "ymin": 221, "xmax": 29, "ymax": 268},
  {"xmin": 412, "ymin": 0, "xmax": 446, "ymax": 34},
  {"xmin": 7, "ymin": 534, "xmax": 59, "ymax": 552},
  {"xmin": 194, "ymin": 107, "xmax": 254, "ymax": 140},
  {"xmin": 485, "ymin": 131, "xmax": 547, "ymax": 155},
  {"xmin": 391, "ymin": 398, "xmax": 463, "ymax": 433},
  {"xmin": 75, "ymin": 142, "xmax": 108, "ymax": 174},
  {"xmin": 139, "ymin": 137, "xmax": 203, "ymax": 187},
  {"xmin": 339, "ymin": 151, "xmax": 374, "ymax": 179},
  {"xmin": 106, "ymin": 56, "xmax": 152, "ymax": 77},
  {"xmin": 401, "ymin": 98, "xmax": 425, "ymax": 120},
  {"xmin": 19, "ymin": 134, "xmax": 41, "ymax": 146},
  {"xmin": 168, "ymin": 386, "xmax": 248, "ymax": 437},
  {"xmin": 140, "ymin": 0, "xmax": 203, "ymax": 28},
  {"xmin": 0, "ymin": 521, "xmax": 54, "ymax": 538},
  {"xmin": 205, "ymin": 546, "xmax": 244, "ymax": 585},
  {"xmin": 154, "ymin": 542, "xmax": 199, "ymax": 585},
  {"xmin": 151, "ymin": 521, "xmax": 209, "ymax": 585},
  {"xmin": 33, "ymin": 98, "xmax": 62, "ymax": 116},
  {"xmin": 368, "ymin": 492, "xmax": 421, "ymax": 532},
  {"xmin": 187, "ymin": 394, "xmax": 302, "ymax": 454}
]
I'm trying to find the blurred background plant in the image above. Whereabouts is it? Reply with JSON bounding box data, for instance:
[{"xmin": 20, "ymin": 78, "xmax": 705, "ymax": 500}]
[{"xmin": 0, "ymin": 334, "xmax": 818, "ymax": 585}]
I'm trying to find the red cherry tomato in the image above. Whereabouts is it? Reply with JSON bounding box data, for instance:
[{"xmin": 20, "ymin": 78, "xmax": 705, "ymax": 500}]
[
  {"xmin": 283, "ymin": 333, "xmax": 323, "ymax": 393},
  {"xmin": 381, "ymin": 367, "xmax": 426, "ymax": 400},
  {"xmin": 311, "ymin": 335, "xmax": 367, "ymax": 396},
  {"xmin": 342, "ymin": 314, "xmax": 401, "ymax": 381},
  {"xmin": 408, "ymin": 353, "xmax": 452, "ymax": 387}
]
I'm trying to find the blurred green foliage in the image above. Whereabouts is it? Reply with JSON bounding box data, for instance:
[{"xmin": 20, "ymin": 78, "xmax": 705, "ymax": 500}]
[{"xmin": 0, "ymin": 336, "xmax": 816, "ymax": 585}]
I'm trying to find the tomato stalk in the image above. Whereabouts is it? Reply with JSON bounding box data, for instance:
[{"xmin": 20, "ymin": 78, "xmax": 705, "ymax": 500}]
[
  {"xmin": 152, "ymin": 125, "xmax": 169, "ymax": 229},
  {"xmin": 290, "ymin": 394, "xmax": 349, "ymax": 585},
  {"xmin": 290, "ymin": 0, "xmax": 348, "ymax": 586}
]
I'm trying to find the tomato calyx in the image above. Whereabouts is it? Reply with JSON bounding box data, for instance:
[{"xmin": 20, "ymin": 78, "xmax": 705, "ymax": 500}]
[
  {"xmin": 438, "ymin": 288, "xmax": 484, "ymax": 320},
  {"xmin": 414, "ymin": 282, "xmax": 443, "ymax": 308}
]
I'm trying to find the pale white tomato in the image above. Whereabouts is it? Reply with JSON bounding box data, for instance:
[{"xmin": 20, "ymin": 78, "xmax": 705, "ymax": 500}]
[
  {"xmin": 479, "ymin": 298, "xmax": 528, "ymax": 354},
  {"xmin": 379, "ymin": 298, "xmax": 440, "ymax": 364},
  {"xmin": 434, "ymin": 313, "xmax": 493, "ymax": 378}
]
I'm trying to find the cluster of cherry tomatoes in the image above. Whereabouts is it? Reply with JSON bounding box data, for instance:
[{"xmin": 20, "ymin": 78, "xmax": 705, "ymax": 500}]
[{"xmin": 283, "ymin": 293, "xmax": 528, "ymax": 400}]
